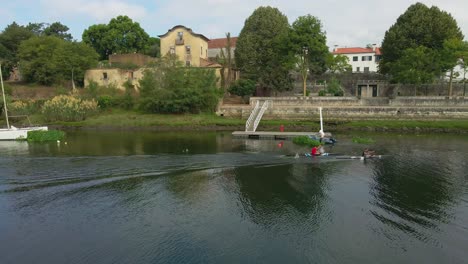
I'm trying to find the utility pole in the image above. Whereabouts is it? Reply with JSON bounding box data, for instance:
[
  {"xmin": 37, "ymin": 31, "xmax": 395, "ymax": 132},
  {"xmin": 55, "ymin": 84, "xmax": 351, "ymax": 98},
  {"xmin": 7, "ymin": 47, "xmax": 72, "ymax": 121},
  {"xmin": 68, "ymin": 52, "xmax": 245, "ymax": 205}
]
[{"xmin": 302, "ymin": 47, "xmax": 308, "ymax": 97}]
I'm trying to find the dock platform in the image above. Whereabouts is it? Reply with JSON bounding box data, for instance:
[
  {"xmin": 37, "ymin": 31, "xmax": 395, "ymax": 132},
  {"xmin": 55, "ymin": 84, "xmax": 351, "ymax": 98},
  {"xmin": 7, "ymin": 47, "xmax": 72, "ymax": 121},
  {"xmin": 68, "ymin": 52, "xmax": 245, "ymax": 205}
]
[{"xmin": 232, "ymin": 131, "xmax": 331, "ymax": 140}]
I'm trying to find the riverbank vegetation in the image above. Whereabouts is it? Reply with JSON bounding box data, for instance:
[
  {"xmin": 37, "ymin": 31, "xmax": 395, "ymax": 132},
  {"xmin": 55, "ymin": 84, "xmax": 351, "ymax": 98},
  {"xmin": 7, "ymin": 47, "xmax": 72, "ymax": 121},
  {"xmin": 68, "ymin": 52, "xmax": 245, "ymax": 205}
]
[
  {"xmin": 292, "ymin": 136, "xmax": 320, "ymax": 147},
  {"xmin": 27, "ymin": 130, "xmax": 65, "ymax": 142}
]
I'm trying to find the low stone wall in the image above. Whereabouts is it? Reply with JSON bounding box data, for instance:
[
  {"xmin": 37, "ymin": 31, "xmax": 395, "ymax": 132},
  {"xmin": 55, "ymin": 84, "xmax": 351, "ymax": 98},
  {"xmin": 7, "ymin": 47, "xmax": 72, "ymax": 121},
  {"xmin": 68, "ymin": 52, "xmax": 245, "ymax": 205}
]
[
  {"xmin": 249, "ymin": 96, "xmax": 468, "ymax": 107},
  {"xmin": 218, "ymin": 96, "xmax": 468, "ymax": 120}
]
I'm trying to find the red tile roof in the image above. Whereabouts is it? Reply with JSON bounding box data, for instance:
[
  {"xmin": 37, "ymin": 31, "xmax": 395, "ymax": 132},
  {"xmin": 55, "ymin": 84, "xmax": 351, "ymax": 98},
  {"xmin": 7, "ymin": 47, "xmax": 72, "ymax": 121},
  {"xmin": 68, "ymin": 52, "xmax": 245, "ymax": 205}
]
[
  {"xmin": 333, "ymin": 47, "xmax": 381, "ymax": 55},
  {"xmin": 208, "ymin": 37, "xmax": 238, "ymax": 49}
]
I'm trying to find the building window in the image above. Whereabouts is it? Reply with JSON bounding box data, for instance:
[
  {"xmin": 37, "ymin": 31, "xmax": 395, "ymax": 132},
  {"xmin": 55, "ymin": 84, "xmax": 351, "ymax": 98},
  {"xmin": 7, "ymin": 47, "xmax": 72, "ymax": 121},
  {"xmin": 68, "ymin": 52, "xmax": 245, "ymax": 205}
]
[
  {"xmin": 170, "ymin": 46, "xmax": 175, "ymax": 54},
  {"xmin": 103, "ymin": 72, "xmax": 108, "ymax": 80},
  {"xmin": 364, "ymin": 67, "xmax": 369, "ymax": 73},
  {"xmin": 176, "ymin": 32, "xmax": 184, "ymax": 45},
  {"xmin": 362, "ymin": 56, "xmax": 373, "ymax": 61},
  {"xmin": 186, "ymin": 45, "xmax": 191, "ymax": 54},
  {"xmin": 356, "ymin": 67, "xmax": 360, "ymax": 72},
  {"xmin": 186, "ymin": 61, "xmax": 191, "ymax": 67},
  {"xmin": 375, "ymin": 55, "xmax": 381, "ymax": 62},
  {"xmin": 353, "ymin": 56, "xmax": 358, "ymax": 61}
]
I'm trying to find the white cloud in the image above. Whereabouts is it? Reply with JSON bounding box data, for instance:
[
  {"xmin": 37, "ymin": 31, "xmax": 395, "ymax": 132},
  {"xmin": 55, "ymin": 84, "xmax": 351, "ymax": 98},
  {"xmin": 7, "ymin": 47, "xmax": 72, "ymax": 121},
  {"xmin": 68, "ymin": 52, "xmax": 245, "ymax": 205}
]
[
  {"xmin": 2, "ymin": 0, "xmax": 468, "ymax": 46},
  {"xmin": 40, "ymin": 0, "xmax": 148, "ymax": 22}
]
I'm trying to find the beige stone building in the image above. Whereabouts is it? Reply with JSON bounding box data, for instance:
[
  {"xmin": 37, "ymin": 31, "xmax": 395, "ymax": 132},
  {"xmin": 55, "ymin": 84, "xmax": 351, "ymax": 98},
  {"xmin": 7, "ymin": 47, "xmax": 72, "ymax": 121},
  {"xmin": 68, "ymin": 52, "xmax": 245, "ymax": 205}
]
[
  {"xmin": 84, "ymin": 25, "xmax": 239, "ymax": 91},
  {"xmin": 84, "ymin": 67, "xmax": 145, "ymax": 91},
  {"xmin": 158, "ymin": 25, "xmax": 210, "ymax": 67}
]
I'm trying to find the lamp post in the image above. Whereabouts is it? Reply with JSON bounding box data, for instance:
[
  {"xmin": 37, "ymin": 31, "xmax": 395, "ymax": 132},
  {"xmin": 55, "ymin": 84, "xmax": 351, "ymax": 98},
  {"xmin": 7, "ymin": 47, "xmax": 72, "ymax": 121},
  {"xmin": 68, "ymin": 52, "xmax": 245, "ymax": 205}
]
[{"xmin": 302, "ymin": 46, "xmax": 308, "ymax": 97}]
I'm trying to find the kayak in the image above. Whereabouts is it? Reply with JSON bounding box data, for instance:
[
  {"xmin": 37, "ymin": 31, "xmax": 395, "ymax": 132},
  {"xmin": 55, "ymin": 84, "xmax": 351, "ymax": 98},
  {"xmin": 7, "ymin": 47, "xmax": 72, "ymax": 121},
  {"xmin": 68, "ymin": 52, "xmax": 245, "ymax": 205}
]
[{"xmin": 285, "ymin": 153, "xmax": 384, "ymax": 160}]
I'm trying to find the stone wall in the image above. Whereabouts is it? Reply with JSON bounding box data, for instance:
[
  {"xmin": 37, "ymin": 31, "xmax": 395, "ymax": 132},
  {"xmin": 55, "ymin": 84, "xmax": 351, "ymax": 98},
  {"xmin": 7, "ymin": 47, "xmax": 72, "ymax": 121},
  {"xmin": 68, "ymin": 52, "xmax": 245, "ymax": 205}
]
[{"xmin": 217, "ymin": 96, "xmax": 468, "ymax": 120}]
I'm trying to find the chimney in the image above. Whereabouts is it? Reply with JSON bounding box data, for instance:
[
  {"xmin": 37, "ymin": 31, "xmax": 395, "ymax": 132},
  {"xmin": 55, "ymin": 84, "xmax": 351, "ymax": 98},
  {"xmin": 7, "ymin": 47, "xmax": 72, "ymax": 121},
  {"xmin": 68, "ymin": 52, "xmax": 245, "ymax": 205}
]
[
  {"xmin": 372, "ymin": 43, "xmax": 376, "ymax": 51},
  {"xmin": 333, "ymin": 45, "xmax": 338, "ymax": 52}
]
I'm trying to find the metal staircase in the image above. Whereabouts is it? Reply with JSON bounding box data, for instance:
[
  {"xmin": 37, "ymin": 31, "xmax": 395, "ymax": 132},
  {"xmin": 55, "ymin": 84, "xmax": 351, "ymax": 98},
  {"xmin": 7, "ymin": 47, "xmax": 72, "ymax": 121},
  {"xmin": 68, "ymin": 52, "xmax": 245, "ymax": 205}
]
[{"xmin": 245, "ymin": 100, "xmax": 270, "ymax": 132}]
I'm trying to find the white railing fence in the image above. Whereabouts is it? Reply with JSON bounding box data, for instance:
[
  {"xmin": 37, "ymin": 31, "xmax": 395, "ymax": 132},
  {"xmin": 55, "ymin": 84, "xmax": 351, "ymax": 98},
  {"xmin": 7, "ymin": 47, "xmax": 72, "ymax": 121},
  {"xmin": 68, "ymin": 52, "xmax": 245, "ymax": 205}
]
[
  {"xmin": 245, "ymin": 100, "xmax": 260, "ymax": 131},
  {"xmin": 252, "ymin": 100, "xmax": 270, "ymax": 132}
]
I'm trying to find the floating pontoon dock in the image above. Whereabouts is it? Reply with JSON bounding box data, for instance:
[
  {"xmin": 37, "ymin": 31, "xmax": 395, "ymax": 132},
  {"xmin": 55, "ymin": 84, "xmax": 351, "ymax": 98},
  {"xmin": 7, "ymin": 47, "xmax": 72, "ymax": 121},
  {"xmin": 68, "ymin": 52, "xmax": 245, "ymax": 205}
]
[
  {"xmin": 232, "ymin": 131, "xmax": 330, "ymax": 140},
  {"xmin": 234, "ymin": 104, "xmax": 331, "ymax": 140}
]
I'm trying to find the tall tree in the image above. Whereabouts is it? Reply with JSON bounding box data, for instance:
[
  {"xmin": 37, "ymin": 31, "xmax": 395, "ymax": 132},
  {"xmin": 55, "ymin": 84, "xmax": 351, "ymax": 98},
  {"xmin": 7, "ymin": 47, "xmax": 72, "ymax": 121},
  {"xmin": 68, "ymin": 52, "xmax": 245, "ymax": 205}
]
[
  {"xmin": 18, "ymin": 36, "xmax": 98, "ymax": 85},
  {"xmin": 235, "ymin": 6, "xmax": 293, "ymax": 94},
  {"xmin": 0, "ymin": 22, "xmax": 34, "ymax": 59},
  {"xmin": 43, "ymin": 22, "xmax": 73, "ymax": 41},
  {"xmin": 441, "ymin": 39, "xmax": 468, "ymax": 96},
  {"xmin": 0, "ymin": 22, "xmax": 34, "ymax": 77},
  {"xmin": 217, "ymin": 32, "xmax": 235, "ymax": 91},
  {"xmin": 290, "ymin": 15, "xmax": 329, "ymax": 96},
  {"xmin": 379, "ymin": 3, "xmax": 464, "ymax": 83},
  {"xmin": 82, "ymin": 15, "xmax": 150, "ymax": 60},
  {"xmin": 391, "ymin": 46, "xmax": 437, "ymax": 95}
]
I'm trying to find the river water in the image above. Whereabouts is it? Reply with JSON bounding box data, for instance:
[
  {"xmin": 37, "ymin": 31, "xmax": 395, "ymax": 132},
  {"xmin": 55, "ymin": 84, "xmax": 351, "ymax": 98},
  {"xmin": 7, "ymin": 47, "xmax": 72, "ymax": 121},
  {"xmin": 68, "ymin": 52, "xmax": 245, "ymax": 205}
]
[{"xmin": 0, "ymin": 131, "xmax": 467, "ymax": 264}]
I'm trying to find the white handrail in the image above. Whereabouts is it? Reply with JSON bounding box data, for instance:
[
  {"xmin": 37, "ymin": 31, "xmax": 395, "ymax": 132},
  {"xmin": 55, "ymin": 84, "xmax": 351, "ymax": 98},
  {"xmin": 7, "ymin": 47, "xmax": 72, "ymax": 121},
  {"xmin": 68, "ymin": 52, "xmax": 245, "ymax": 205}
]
[
  {"xmin": 245, "ymin": 100, "xmax": 260, "ymax": 131},
  {"xmin": 252, "ymin": 100, "xmax": 270, "ymax": 132}
]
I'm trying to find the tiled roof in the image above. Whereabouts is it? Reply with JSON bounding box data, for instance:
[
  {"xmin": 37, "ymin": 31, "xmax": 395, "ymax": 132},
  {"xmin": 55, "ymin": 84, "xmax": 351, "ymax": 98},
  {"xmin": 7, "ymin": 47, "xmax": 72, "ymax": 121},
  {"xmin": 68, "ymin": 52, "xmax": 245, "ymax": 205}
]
[
  {"xmin": 200, "ymin": 58, "xmax": 221, "ymax": 68},
  {"xmin": 208, "ymin": 37, "xmax": 238, "ymax": 49},
  {"xmin": 333, "ymin": 47, "xmax": 382, "ymax": 55}
]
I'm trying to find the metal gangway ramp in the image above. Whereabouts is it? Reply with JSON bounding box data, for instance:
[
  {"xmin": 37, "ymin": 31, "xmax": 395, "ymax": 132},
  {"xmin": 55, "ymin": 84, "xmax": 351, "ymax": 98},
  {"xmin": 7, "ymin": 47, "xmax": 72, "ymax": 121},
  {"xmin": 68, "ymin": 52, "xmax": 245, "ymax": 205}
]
[{"xmin": 245, "ymin": 100, "xmax": 270, "ymax": 132}]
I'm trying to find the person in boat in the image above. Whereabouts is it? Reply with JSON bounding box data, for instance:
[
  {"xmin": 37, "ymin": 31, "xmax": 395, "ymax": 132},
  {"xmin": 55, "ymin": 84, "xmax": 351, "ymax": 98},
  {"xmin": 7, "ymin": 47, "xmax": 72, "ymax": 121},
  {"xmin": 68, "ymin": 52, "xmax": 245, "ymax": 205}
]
[
  {"xmin": 362, "ymin": 148, "xmax": 377, "ymax": 158},
  {"xmin": 318, "ymin": 144, "xmax": 326, "ymax": 155},
  {"xmin": 310, "ymin": 145, "xmax": 322, "ymax": 156}
]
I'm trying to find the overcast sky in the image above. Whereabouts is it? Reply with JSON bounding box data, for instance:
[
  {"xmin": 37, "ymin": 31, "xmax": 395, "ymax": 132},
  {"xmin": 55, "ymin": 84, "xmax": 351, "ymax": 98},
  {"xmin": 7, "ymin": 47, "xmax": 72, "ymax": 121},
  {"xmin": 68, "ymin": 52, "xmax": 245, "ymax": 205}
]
[{"xmin": 1, "ymin": 0, "xmax": 467, "ymax": 48}]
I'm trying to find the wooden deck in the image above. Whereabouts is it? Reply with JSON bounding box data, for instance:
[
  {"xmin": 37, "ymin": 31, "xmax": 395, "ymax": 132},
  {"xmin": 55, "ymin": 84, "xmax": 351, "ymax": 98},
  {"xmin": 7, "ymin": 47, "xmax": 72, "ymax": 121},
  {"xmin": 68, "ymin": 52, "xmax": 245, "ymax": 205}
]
[{"xmin": 232, "ymin": 131, "xmax": 331, "ymax": 140}]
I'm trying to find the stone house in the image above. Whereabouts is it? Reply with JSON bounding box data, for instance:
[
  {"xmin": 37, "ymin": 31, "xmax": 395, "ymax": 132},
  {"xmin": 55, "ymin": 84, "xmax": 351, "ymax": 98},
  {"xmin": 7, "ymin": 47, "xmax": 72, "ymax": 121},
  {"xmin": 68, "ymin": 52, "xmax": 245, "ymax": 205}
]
[
  {"xmin": 158, "ymin": 25, "xmax": 210, "ymax": 67},
  {"xmin": 84, "ymin": 25, "xmax": 239, "ymax": 91}
]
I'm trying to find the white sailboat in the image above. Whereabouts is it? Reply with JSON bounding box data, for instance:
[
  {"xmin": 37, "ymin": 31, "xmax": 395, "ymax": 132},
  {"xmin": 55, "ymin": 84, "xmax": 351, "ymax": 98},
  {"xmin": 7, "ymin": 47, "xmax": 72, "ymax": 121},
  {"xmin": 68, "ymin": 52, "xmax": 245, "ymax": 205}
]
[{"xmin": 0, "ymin": 63, "xmax": 48, "ymax": 140}]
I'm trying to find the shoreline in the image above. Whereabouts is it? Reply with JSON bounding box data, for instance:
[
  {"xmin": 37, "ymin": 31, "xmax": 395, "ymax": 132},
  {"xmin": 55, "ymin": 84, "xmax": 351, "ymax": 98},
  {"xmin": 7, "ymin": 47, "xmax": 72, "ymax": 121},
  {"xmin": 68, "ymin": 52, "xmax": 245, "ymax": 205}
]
[{"xmin": 50, "ymin": 123, "xmax": 468, "ymax": 134}]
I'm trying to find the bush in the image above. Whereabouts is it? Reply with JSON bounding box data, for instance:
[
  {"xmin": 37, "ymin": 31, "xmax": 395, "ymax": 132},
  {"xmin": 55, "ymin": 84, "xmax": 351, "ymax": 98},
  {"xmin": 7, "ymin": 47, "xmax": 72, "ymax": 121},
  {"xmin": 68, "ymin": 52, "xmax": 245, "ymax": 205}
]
[
  {"xmin": 318, "ymin": 90, "xmax": 326, "ymax": 96},
  {"xmin": 292, "ymin": 136, "xmax": 320, "ymax": 147},
  {"xmin": 42, "ymin": 95, "xmax": 98, "ymax": 121},
  {"xmin": 8, "ymin": 100, "xmax": 38, "ymax": 115},
  {"xmin": 228, "ymin": 79, "xmax": 256, "ymax": 97},
  {"xmin": 97, "ymin": 95, "xmax": 114, "ymax": 109},
  {"xmin": 326, "ymin": 77, "xmax": 344, "ymax": 96},
  {"xmin": 139, "ymin": 56, "xmax": 221, "ymax": 113}
]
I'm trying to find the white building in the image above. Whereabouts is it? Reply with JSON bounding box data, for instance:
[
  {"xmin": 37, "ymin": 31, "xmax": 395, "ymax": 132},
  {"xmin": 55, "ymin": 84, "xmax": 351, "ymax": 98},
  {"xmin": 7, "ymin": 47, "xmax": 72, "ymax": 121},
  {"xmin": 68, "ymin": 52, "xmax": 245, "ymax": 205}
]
[{"xmin": 332, "ymin": 45, "xmax": 381, "ymax": 73}]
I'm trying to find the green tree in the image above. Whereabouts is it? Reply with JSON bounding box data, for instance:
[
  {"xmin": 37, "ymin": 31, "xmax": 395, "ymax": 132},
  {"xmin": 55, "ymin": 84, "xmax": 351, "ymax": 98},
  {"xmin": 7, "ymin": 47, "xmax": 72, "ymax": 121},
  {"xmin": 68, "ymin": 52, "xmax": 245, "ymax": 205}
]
[
  {"xmin": 82, "ymin": 15, "xmax": 150, "ymax": 60},
  {"xmin": 43, "ymin": 22, "xmax": 73, "ymax": 41},
  {"xmin": 290, "ymin": 15, "xmax": 329, "ymax": 75},
  {"xmin": 217, "ymin": 32, "xmax": 235, "ymax": 92},
  {"xmin": 326, "ymin": 54, "xmax": 352, "ymax": 74},
  {"xmin": 139, "ymin": 55, "xmax": 221, "ymax": 113},
  {"xmin": 143, "ymin": 37, "xmax": 160, "ymax": 57},
  {"xmin": 235, "ymin": 6, "xmax": 293, "ymax": 95},
  {"xmin": 82, "ymin": 24, "xmax": 108, "ymax": 59},
  {"xmin": 379, "ymin": 3, "xmax": 464, "ymax": 83},
  {"xmin": 0, "ymin": 22, "xmax": 35, "ymax": 77},
  {"xmin": 18, "ymin": 36, "xmax": 98, "ymax": 85},
  {"xmin": 391, "ymin": 46, "xmax": 437, "ymax": 95},
  {"xmin": 441, "ymin": 39, "xmax": 468, "ymax": 96}
]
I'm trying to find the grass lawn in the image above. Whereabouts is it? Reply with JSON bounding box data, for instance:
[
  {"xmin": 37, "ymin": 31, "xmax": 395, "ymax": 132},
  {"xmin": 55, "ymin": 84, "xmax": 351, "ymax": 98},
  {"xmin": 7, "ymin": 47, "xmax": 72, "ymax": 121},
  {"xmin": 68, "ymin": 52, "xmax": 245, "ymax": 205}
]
[{"xmin": 3, "ymin": 110, "xmax": 468, "ymax": 132}]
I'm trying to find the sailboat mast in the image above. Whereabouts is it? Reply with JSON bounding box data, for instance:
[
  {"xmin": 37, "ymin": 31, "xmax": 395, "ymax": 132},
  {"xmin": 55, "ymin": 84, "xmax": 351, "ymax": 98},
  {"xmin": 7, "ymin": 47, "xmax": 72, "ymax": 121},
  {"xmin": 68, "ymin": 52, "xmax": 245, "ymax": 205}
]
[{"xmin": 0, "ymin": 64, "xmax": 10, "ymax": 129}]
